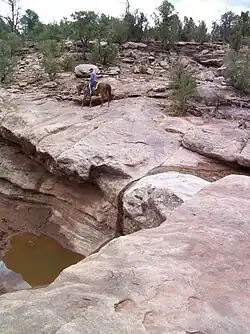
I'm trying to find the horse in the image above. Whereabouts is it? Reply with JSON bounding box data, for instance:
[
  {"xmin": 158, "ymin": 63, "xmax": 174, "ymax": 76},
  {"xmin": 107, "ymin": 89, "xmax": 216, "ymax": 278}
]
[{"xmin": 77, "ymin": 81, "xmax": 112, "ymax": 108}]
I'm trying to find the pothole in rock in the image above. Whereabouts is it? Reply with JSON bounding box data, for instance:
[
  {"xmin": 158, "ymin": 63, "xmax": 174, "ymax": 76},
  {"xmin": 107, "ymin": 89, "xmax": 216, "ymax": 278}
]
[{"xmin": 0, "ymin": 232, "xmax": 84, "ymax": 293}]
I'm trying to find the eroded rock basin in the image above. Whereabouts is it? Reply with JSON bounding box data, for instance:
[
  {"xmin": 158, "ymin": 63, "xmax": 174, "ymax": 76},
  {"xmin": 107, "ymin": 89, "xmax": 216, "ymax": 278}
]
[
  {"xmin": 1, "ymin": 69, "xmax": 250, "ymax": 331},
  {"xmin": 2, "ymin": 233, "xmax": 84, "ymax": 289}
]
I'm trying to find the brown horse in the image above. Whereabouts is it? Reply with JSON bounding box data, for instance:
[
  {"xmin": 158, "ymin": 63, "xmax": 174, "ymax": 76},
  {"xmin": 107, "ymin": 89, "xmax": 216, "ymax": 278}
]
[{"xmin": 77, "ymin": 81, "xmax": 112, "ymax": 108}]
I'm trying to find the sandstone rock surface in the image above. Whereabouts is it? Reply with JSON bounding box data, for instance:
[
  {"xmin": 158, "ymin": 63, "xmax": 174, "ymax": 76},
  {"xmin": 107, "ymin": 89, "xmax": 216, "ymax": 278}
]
[
  {"xmin": 0, "ymin": 175, "xmax": 250, "ymax": 333},
  {"xmin": 0, "ymin": 95, "xmax": 182, "ymax": 200},
  {"xmin": 0, "ymin": 138, "xmax": 117, "ymax": 257},
  {"xmin": 182, "ymin": 121, "xmax": 250, "ymax": 164},
  {"xmin": 0, "ymin": 261, "xmax": 31, "ymax": 295},
  {"xmin": 123, "ymin": 171, "xmax": 209, "ymax": 233}
]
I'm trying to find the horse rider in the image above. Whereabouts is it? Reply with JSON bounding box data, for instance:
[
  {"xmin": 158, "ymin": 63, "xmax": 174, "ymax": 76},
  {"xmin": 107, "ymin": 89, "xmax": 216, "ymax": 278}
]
[{"xmin": 88, "ymin": 68, "xmax": 97, "ymax": 97}]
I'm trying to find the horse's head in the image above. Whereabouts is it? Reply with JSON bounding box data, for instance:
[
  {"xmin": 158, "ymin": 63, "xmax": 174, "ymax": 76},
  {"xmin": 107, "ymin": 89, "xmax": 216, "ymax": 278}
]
[{"xmin": 76, "ymin": 82, "xmax": 88, "ymax": 95}]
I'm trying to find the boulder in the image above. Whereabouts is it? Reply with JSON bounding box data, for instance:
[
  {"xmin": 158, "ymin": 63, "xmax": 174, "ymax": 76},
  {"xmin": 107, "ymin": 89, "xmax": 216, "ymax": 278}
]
[
  {"xmin": 197, "ymin": 70, "xmax": 215, "ymax": 82},
  {"xmin": 148, "ymin": 55, "xmax": 155, "ymax": 62},
  {"xmin": 146, "ymin": 67, "xmax": 154, "ymax": 75},
  {"xmin": 122, "ymin": 172, "xmax": 209, "ymax": 233},
  {"xmin": 122, "ymin": 42, "xmax": 147, "ymax": 49},
  {"xmin": 159, "ymin": 60, "xmax": 170, "ymax": 69},
  {"xmin": 42, "ymin": 81, "xmax": 58, "ymax": 89},
  {"xmin": 74, "ymin": 64, "xmax": 99, "ymax": 78},
  {"xmin": 133, "ymin": 65, "xmax": 140, "ymax": 73},
  {"xmin": 105, "ymin": 66, "xmax": 120, "ymax": 76},
  {"xmin": 1, "ymin": 175, "xmax": 250, "ymax": 333},
  {"xmin": 195, "ymin": 83, "xmax": 225, "ymax": 105}
]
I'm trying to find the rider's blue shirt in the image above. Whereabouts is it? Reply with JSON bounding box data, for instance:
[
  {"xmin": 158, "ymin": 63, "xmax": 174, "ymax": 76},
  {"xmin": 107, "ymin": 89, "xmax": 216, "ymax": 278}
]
[{"xmin": 90, "ymin": 72, "xmax": 96, "ymax": 85}]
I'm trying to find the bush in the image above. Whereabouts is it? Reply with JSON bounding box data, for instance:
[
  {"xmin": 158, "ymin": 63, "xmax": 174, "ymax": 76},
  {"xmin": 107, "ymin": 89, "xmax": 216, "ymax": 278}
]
[
  {"xmin": 39, "ymin": 39, "xmax": 61, "ymax": 79},
  {"xmin": 5, "ymin": 33, "xmax": 23, "ymax": 56},
  {"xmin": 169, "ymin": 61, "xmax": 197, "ymax": 114},
  {"xmin": 59, "ymin": 54, "xmax": 74, "ymax": 71},
  {"xmin": 0, "ymin": 40, "xmax": 16, "ymax": 82},
  {"xmin": 39, "ymin": 39, "xmax": 60, "ymax": 57},
  {"xmin": 224, "ymin": 49, "xmax": 250, "ymax": 94},
  {"xmin": 41, "ymin": 55, "xmax": 59, "ymax": 80},
  {"xmin": 88, "ymin": 41, "xmax": 118, "ymax": 65},
  {"xmin": 137, "ymin": 59, "xmax": 149, "ymax": 74}
]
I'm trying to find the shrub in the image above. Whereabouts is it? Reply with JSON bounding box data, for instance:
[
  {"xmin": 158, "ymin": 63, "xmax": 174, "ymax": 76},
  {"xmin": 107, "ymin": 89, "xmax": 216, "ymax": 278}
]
[
  {"xmin": 59, "ymin": 54, "xmax": 74, "ymax": 72},
  {"xmin": 41, "ymin": 55, "xmax": 59, "ymax": 80},
  {"xmin": 0, "ymin": 40, "xmax": 16, "ymax": 82},
  {"xmin": 169, "ymin": 61, "xmax": 197, "ymax": 114},
  {"xmin": 138, "ymin": 59, "xmax": 148, "ymax": 74},
  {"xmin": 88, "ymin": 41, "xmax": 118, "ymax": 65},
  {"xmin": 39, "ymin": 39, "xmax": 61, "ymax": 79},
  {"xmin": 6, "ymin": 32, "xmax": 23, "ymax": 56},
  {"xmin": 39, "ymin": 39, "xmax": 60, "ymax": 57},
  {"xmin": 224, "ymin": 49, "xmax": 250, "ymax": 94}
]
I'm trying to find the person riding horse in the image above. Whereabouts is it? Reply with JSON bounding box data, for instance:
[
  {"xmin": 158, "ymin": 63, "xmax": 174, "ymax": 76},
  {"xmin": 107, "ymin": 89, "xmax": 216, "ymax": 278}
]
[{"xmin": 88, "ymin": 68, "xmax": 97, "ymax": 97}]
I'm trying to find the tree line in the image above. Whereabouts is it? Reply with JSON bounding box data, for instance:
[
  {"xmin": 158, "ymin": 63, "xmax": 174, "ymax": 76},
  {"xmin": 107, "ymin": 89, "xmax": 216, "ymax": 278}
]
[{"xmin": 1, "ymin": 0, "xmax": 250, "ymax": 50}]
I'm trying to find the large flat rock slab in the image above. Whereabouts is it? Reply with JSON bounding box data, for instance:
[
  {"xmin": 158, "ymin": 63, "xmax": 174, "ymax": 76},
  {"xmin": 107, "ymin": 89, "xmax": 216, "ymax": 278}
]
[
  {"xmin": 182, "ymin": 121, "xmax": 250, "ymax": 164},
  {"xmin": 0, "ymin": 94, "xmax": 182, "ymax": 199},
  {"xmin": 0, "ymin": 175, "xmax": 250, "ymax": 333},
  {"xmin": 154, "ymin": 146, "xmax": 247, "ymax": 181}
]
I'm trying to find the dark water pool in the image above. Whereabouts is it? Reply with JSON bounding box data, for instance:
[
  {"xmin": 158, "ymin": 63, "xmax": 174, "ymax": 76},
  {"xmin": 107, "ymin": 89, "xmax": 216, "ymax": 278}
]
[{"xmin": 2, "ymin": 232, "xmax": 84, "ymax": 288}]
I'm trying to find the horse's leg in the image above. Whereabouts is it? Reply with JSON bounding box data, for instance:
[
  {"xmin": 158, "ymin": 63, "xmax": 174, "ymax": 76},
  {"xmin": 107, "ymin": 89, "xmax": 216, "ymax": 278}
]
[
  {"xmin": 89, "ymin": 96, "xmax": 92, "ymax": 108},
  {"xmin": 81, "ymin": 94, "xmax": 86, "ymax": 108},
  {"xmin": 107, "ymin": 91, "xmax": 110, "ymax": 107},
  {"xmin": 100, "ymin": 93, "xmax": 104, "ymax": 107},
  {"xmin": 108, "ymin": 86, "xmax": 112, "ymax": 107}
]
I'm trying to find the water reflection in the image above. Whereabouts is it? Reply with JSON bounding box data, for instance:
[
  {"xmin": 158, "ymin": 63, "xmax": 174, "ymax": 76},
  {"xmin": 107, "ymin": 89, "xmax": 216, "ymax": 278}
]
[{"xmin": 2, "ymin": 233, "xmax": 84, "ymax": 288}]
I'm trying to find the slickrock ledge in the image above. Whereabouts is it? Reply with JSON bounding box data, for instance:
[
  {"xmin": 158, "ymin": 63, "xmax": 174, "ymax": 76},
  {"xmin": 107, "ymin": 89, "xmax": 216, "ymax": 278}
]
[{"xmin": 0, "ymin": 175, "xmax": 250, "ymax": 333}]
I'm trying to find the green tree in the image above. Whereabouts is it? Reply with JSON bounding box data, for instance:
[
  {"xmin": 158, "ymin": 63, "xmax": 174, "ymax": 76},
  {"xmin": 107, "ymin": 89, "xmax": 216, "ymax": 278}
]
[
  {"xmin": 211, "ymin": 21, "xmax": 222, "ymax": 42},
  {"xmin": 123, "ymin": 1, "xmax": 148, "ymax": 42},
  {"xmin": 195, "ymin": 20, "xmax": 208, "ymax": 43},
  {"xmin": 109, "ymin": 17, "xmax": 128, "ymax": 44},
  {"xmin": 220, "ymin": 11, "xmax": 238, "ymax": 43},
  {"xmin": 35, "ymin": 22, "xmax": 63, "ymax": 41},
  {"xmin": 170, "ymin": 14, "xmax": 182, "ymax": 42},
  {"xmin": 96, "ymin": 14, "xmax": 113, "ymax": 40},
  {"xmin": 59, "ymin": 17, "xmax": 72, "ymax": 40},
  {"xmin": 224, "ymin": 50, "xmax": 250, "ymax": 94},
  {"xmin": 229, "ymin": 18, "xmax": 243, "ymax": 51},
  {"xmin": 154, "ymin": 0, "xmax": 179, "ymax": 49},
  {"xmin": 181, "ymin": 16, "xmax": 197, "ymax": 41},
  {"xmin": 20, "ymin": 9, "xmax": 40, "ymax": 37},
  {"xmin": 240, "ymin": 11, "xmax": 250, "ymax": 38},
  {"xmin": 71, "ymin": 11, "xmax": 98, "ymax": 47},
  {"xmin": 89, "ymin": 41, "xmax": 118, "ymax": 65},
  {"xmin": 0, "ymin": 18, "xmax": 11, "ymax": 38},
  {"xmin": 5, "ymin": 31, "xmax": 22, "ymax": 55}
]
